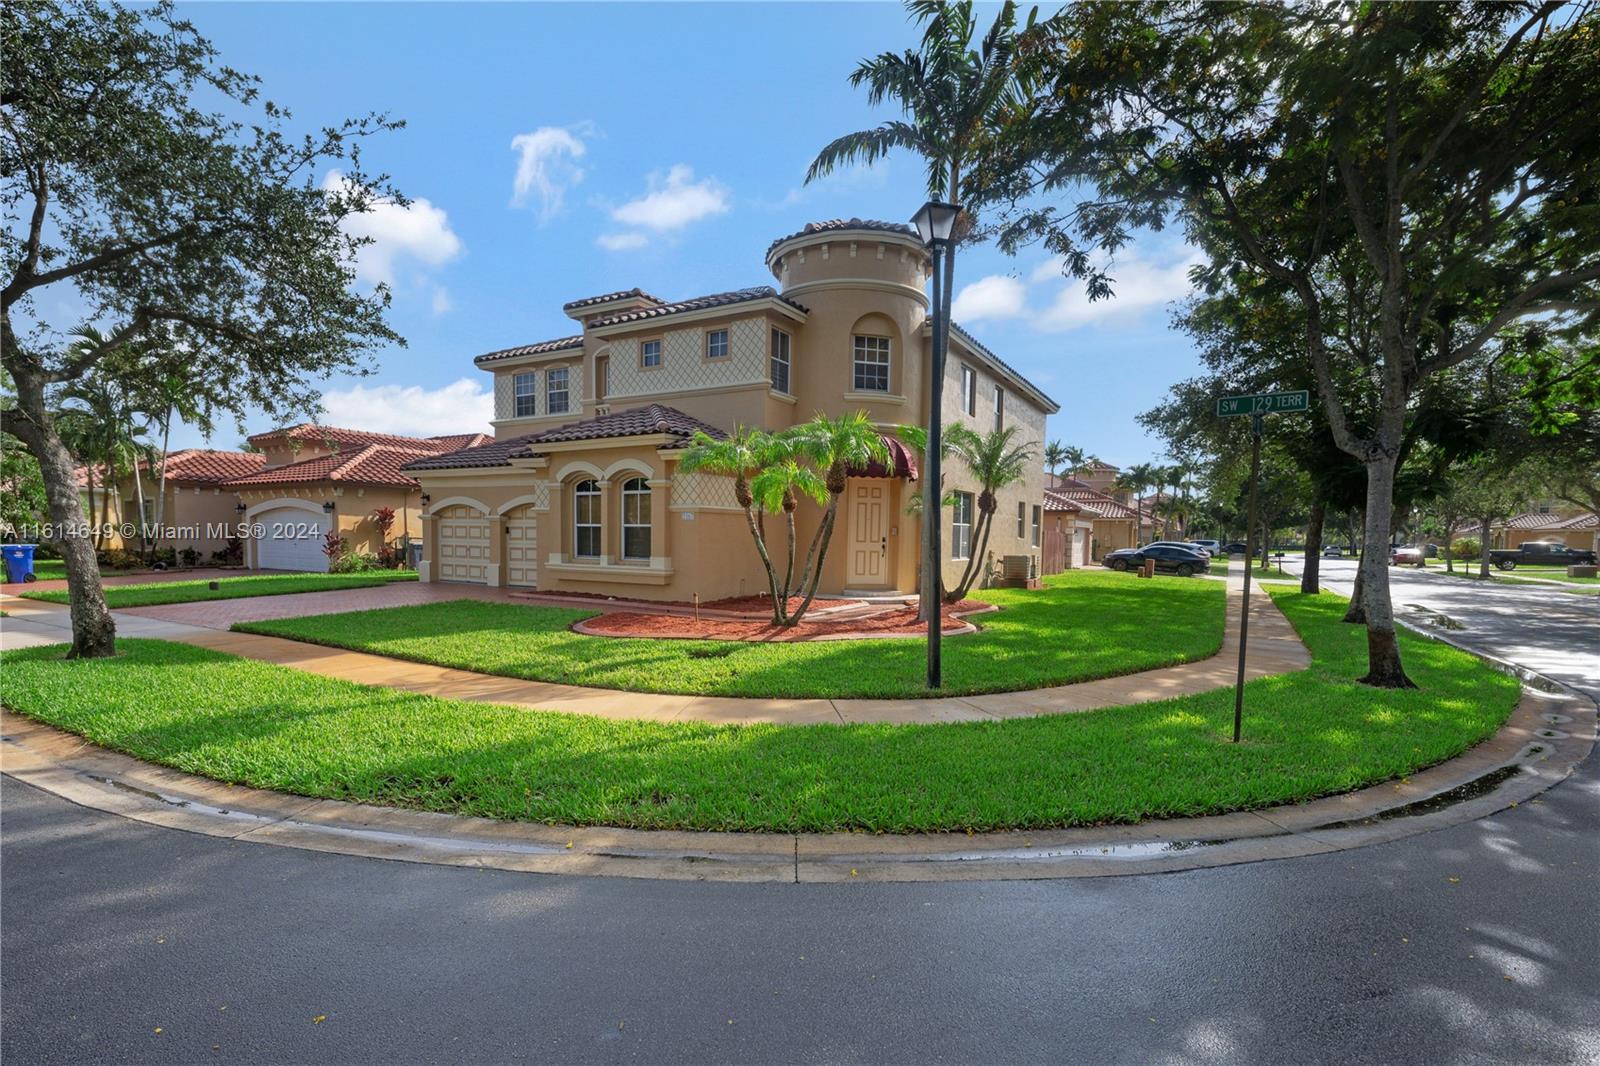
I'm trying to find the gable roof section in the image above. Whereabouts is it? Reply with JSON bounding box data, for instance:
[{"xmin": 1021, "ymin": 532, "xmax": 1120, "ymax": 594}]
[
  {"xmin": 247, "ymin": 424, "xmax": 457, "ymax": 451},
  {"xmin": 473, "ymin": 334, "xmax": 585, "ymax": 367},
  {"xmin": 403, "ymin": 433, "xmax": 548, "ymax": 473},
  {"xmin": 156, "ymin": 449, "xmax": 267, "ymax": 484},
  {"xmin": 585, "ymin": 286, "xmax": 806, "ymax": 328},
  {"xmin": 766, "ymin": 218, "xmax": 919, "ymax": 256},
  {"xmin": 1047, "ymin": 484, "xmax": 1138, "ymax": 520},
  {"xmin": 515, "ymin": 403, "xmax": 727, "ymax": 448},
  {"xmin": 949, "ymin": 322, "xmax": 1059, "ymax": 413},
  {"xmin": 222, "ymin": 444, "xmax": 437, "ymax": 489},
  {"xmin": 427, "ymin": 433, "xmax": 494, "ymax": 451}
]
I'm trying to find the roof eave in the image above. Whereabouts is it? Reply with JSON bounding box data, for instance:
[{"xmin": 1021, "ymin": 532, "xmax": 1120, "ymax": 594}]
[{"xmin": 587, "ymin": 297, "xmax": 807, "ymax": 338}]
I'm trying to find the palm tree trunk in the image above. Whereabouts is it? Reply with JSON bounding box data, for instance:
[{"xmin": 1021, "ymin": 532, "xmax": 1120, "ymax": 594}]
[
  {"xmin": 741, "ymin": 505, "xmax": 786, "ymax": 624},
  {"xmin": 129, "ymin": 443, "xmax": 149, "ymax": 560},
  {"xmin": 153, "ymin": 404, "xmax": 173, "ymax": 562},
  {"xmin": 951, "ymin": 506, "xmax": 996, "ymax": 601},
  {"xmin": 790, "ymin": 501, "xmax": 841, "ymax": 625}
]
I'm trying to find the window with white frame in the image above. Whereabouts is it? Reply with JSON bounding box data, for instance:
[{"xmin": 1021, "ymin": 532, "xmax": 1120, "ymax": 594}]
[
  {"xmin": 1032, "ymin": 505, "xmax": 1041, "ymax": 547},
  {"xmin": 853, "ymin": 335, "xmax": 891, "ymax": 392},
  {"xmin": 513, "ymin": 372, "xmax": 537, "ymax": 418},
  {"xmin": 1017, "ymin": 501, "xmax": 1026, "ymax": 538},
  {"xmin": 706, "ymin": 329, "xmax": 729, "ymax": 359},
  {"xmin": 546, "ymin": 366, "xmax": 570, "ymax": 415},
  {"xmin": 961, "ymin": 364, "xmax": 977, "ymax": 415},
  {"xmin": 994, "ymin": 384, "xmax": 1006, "ymax": 429},
  {"xmin": 952, "ymin": 492, "xmax": 974, "ymax": 560},
  {"xmin": 621, "ymin": 477, "xmax": 651, "ymax": 560},
  {"xmin": 641, "ymin": 339, "xmax": 662, "ymax": 368},
  {"xmin": 574, "ymin": 480, "xmax": 601, "ymax": 558},
  {"xmin": 770, "ymin": 328, "xmax": 791, "ymax": 394}
]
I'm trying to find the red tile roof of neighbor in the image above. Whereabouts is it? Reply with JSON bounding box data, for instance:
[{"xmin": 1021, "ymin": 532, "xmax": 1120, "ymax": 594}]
[
  {"xmin": 1046, "ymin": 485, "xmax": 1137, "ymax": 520},
  {"xmin": 223, "ymin": 444, "xmax": 439, "ymax": 489},
  {"xmin": 246, "ymin": 424, "xmax": 461, "ymax": 450},
  {"xmin": 153, "ymin": 449, "xmax": 267, "ymax": 484},
  {"xmin": 1502, "ymin": 510, "xmax": 1599, "ymax": 531},
  {"xmin": 427, "ymin": 433, "xmax": 494, "ymax": 451}
]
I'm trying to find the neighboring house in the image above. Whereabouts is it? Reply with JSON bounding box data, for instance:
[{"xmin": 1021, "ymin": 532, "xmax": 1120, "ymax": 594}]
[
  {"xmin": 1044, "ymin": 477, "xmax": 1142, "ymax": 561},
  {"xmin": 221, "ymin": 425, "xmax": 490, "ymax": 571},
  {"xmin": 403, "ymin": 218, "xmax": 1057, "ymax": 601},
  {"xmin": 1040, "ymin": 490, "xmax": 1097, "ymax": 572},
  {"xmin": 1490, "ymin": 509, "xmax": 1599, "ymax": 553},
  {"xmin": 75, "ymin": 449, "xmax": 266, "ymax": 558}
]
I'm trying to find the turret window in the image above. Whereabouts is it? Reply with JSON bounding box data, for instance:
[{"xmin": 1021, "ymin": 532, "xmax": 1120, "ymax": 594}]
[{"xmin": 853, "ymin": 335, "xmax": 890, "ymax": 392}]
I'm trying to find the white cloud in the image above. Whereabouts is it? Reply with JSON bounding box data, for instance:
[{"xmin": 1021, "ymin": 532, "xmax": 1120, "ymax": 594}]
[
  {"xmin": 952, "ymin": 274, "xmax": 1027, "ymax": 322},
  {"xmin": 322, "ymin": 170, "xmax": 463, "ymax": 289},
  {"xmin": 318, "ymin": 377, "xmax": 492, "ymax": 438},
  {"xmin": 1033, "ymin": 247, "xmax": 1202, "ymax": 331},
  {"xmin": 510, "ymin": 124, "xmax": 591, "ymax": 222},
  {"xmin": 611, "ymin": 164, "xmax": 729, "ymax": 233},
  {"xmin": 1029, "ymin": 256, "xmax": 1068, "ymax": 284},
  {"xmin": 430, "ymin": 287, "xmax": 453, "ymax": 315},
  {"xmin": 774, "ymin": 159, "xmax": 889, "ymax": 208},
  {"xmin": 596, "ymin": 232, "xmax": 649, "ymax": 252}
]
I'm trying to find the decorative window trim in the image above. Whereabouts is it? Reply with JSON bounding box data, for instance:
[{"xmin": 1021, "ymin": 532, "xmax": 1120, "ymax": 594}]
[
  {"xmin": 640, "ymin": 338, "xmax": 663, "ymax": 370},
  {"xmin": 952, "ymin": 492, "xmax": 974, "ymax": 560},
  {"xmin": 770, "ymin": 328, "xmax": 792, "ymax": 395},
  {"xmin": 705, "ymin": 328, "xmax": 730, "ymax": 360},
  {"xmin": 513, "ymin": 371, "xmax": 537, "ymax": 418},
  {"xmin": 546, "ymin": 366, "xmax": 571, "ymax": 415},
  {"xmin": 852, "ymin": 335, "xmax": 891, "ymax": 393},
  {"xmin": 573, "ymin": 479, "xmax": 601, "ymax": 558}
]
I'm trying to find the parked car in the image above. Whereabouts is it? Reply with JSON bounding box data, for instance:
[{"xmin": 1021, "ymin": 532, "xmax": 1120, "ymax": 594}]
[
  {"xmin": 1390, "ymin": 545, "xmax": 1426, "ymax": 566},
  {"xmin": 1487, "ymin": 541, "xmax": 1598, "ymax": 570},
  {"xmin": 1104, "ymin": 544, "xmax": 1211, "ymax": 577},
  {"xmin": 1221, "ymin": 542, "xmax": 1249, "ymax": 554},
  {"xmin": 1192, "ymin": 539, "xmax": 1222, "ymax": 554},
  {"xmin": 1145, "ymin": 540, "xmax": 1213, "ymax": 558},
  {"xmin": 1321, "ymin": 545, "xmax": 1344, "ymax": 558}
]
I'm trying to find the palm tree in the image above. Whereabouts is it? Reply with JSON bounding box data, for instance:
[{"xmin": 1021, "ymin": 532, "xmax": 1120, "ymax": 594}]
[
  {"xmin": 1044, "ymin": 440, "xmax": 1068, "ymax": 484},
  {"xmin": 1116, "ymin": 462, "xmax": 1157, "ymax": 545},
  {"xmin": 896, "ymin": 422, "xmax": 960, "ymax": 611},
  {"xmin": 787, "ymin": 411, "xmax": 890, "ymax": 623},
  {"xmin": 808, "ymin": 0, "xmax": 1035, "ymax": 629},
  {"xmin": 680, "ymin": 426, "xmax": 787, "ymax": 622},
  {"xmin": 749, "ymin": 450, "xmax": 826, "ymax": 618},
  {"xmin": 945, "ymin": 424, "xmax": 1036, "ymax": 601},
  {"xmin": 142, "ymin": 370, "xmax": 204, "ymax": 563},
  {"xmin": 1060, "ymin": 444, "xmax": 1087, "ymax": 481}
]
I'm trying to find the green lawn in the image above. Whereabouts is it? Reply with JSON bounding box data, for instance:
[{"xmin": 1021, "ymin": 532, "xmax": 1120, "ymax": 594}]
[
  {"xmin": 30, "ymin": 559, "xmax": 66, "ymax": 581},
  {"xmin": 20, "ymin": 570, "xmax": 417, "ymax": 608},
  {"xmin": 1433, "ymin": 568, "xmax": 1600, "ymax": 596},
  {"xmin": 0, "ymin": 589, "xmax": 1519, "ymax": 832},
  {"xmin": 235, "ymin": 570, "xmax": 1227, "ymax": 699}
]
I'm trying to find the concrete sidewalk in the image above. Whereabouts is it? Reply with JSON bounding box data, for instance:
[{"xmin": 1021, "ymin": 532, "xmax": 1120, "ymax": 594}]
[{"xmin": 0, "ymin": 568, "xmax": 1309, "ymax": 726}]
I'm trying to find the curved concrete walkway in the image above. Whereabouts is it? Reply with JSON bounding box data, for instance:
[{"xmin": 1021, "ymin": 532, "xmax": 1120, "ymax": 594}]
[{"xmin": 0, "ymin": 568, "xmax": 1309, "ymax": 725}]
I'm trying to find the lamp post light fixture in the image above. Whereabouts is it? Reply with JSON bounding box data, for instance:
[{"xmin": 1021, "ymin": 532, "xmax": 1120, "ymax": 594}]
[{"xmin": 911, "ymin": 200, "xmax": 961, "ymax": 689}]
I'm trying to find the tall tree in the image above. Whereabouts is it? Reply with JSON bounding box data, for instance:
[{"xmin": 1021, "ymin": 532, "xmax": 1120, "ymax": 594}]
[
  {"xmin": 808, "ymin": 0, "xmax": 1034, "ymax": 628},
  {"xmin": 1043, "ymin": 439, "xmax": 1068, "ymax": 483},
  {"xmin": 985, "ymin": 2, "xmax": 1600, "ymax": 687},
  {"xmin": 2, "ymin": 1, "xmax": 405, "ymax": 656}
]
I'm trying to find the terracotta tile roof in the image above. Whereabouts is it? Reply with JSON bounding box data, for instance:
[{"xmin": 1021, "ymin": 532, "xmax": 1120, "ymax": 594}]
[
  {"xmin": 427, "ymin": 433, "xmax": 494, "ymax": 451},
  {"xmin": 562, "ymin": 288, "xmax": 663, "ymax": 311},
  {"xmin": 1043, "ymin": 488, "xmax": 1097, "ymax": 516},
  {"xmin": 1557, "ymin": 512, "xmax": 1599, "ymax": 529},
  {"xmin": 1047, "ymin": 484, "xmax": 1138, "ymax": 520},
  {"xmin": 222, "ymin": 444, "xmax": 436, "ymax": 489},
  {"xmin": 247, "ymin": 424, "xmax": 456, "ymax": 451},
  {"xmin": 766, "ymin": 218, "xmax": 918, "ymax": 255},
  {"xmin": 1502, "ymin": 510, "xmax": 1599, "ymax": 531},
  {"xmin": 154, "ymin": 449, "xmax": 266, "ymax": 484},
  {"xmin": 586, "ymin": 286, "xmax": 806, "ymax": 328},
  {"xmin": 515, "ymin": 403, "xmax": 727, "ymax": 449},
  {"xmin": 472, "ymin": 335, "xmax": 586, "ymax": 367},
  {"xmin": 949, "ymin": 322, "xmax": 1059, "ymax": 412},
  {"xmin": 402, "ymin": 433, "xmax": 546, "ymax": 473}
]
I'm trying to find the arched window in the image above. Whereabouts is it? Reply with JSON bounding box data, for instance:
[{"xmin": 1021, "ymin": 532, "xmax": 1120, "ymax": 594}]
[
  {"xmin": 574, "ymin": 480, "xmax": 601, "ymax": 558},
  {"xmin": 621, "ymin": 477, "xmax": 651, "ymax": 560}
]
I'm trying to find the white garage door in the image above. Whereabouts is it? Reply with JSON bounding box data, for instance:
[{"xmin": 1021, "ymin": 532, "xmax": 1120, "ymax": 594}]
[
  {"xmin": 437, "ymin": 504, "xmax": 490, "ymax": 583},
  {"xmin": 505, "ymin": 504, "xmax": 538, "ymax": 588},
  {"xmin": 254, "ymin": 506, "xmax": 329, "ymax": 572}
]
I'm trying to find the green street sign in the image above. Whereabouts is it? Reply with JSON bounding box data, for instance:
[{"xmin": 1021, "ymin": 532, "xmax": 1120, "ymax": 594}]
[{"xmin": 1215, "ymin": 390, "xmax": 1311, "ymax": 417}]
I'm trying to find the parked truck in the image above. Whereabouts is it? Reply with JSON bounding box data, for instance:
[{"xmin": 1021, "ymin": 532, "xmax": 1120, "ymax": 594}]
[{"xmin": 1486, "ymin": 540, "xmax": 1598, "ymax": 570}]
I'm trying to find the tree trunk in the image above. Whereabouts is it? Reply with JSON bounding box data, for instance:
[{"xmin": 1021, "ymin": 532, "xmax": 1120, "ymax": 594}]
[
  {"xmin": 950, "ymin": 505, "xmax": 994, "ymax": 602},
  {"xmin": 1343, "ymin": 563, "xmax": 1366, "ymax": 624},
  {"xmin": 1356, "ymin": 455, "xmax": 1414, "ymax": 688},
  {"xmin": 1301, "ymin": 499, "xmax": 1325, "ymax": 594},
  {"xmin": 130, "ymin": 442, "xmax": 149, "ymax": 560},
  {"xmin": 1479, "ymin": 517, "xmax": 1493, "ymax": 579},
  {"xmin": 6, "ymin": 365, "xmax": 118, "ymax": 657},
  {"xmin": 153, "ymin": 406, "xmax": 173, "ymax": 560},
  {"xmin": 739, "ymin": 502, "xmax": 785, "ymax": 624},
  {"xmin": 790, "ymin": 499, "xmax": 842, "ymax": 624}
]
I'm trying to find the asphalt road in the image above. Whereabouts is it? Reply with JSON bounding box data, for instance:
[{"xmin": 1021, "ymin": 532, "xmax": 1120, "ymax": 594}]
[
  {"xmin": 1283, "ymin": 556, "xmax": 1599, "ymax": 700},
  {"xmin": 4, "ymin": 563, "xmax": 1597, "ymax": 1065}
]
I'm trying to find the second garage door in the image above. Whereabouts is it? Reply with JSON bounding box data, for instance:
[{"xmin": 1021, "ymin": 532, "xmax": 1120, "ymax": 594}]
[
  {"xmin": 505, "ymin": 503, "xmax": 538, "ymax": 587},
  {"xmin": 254, "ymin": 506, "xmax": 329, "ymax": 572},
  {"xmin": 437, "ymin": 504, "xmax": 490, "ymax": 583}
]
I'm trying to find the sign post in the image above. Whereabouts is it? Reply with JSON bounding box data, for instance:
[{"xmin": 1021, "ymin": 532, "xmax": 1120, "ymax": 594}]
[{"xmin": 1216, "ymin": 390, "xmax": 1309, "ymax": 742}]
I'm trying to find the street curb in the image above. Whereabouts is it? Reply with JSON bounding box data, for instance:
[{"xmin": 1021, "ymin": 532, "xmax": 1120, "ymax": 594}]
[{"xmin": 3, "ymin": 681, "xmax": 1591, "ymax": 883}]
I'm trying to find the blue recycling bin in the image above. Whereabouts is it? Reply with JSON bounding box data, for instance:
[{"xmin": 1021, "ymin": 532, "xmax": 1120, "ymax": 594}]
[{"xmin": 2, "ymin": 544, "xmax": 38, "ymax": 583}]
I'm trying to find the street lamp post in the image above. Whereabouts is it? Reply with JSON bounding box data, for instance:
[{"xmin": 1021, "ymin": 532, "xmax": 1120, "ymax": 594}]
[{"xmin": 911, "ymin": 200, "xmax": 961, "ymax": 689}]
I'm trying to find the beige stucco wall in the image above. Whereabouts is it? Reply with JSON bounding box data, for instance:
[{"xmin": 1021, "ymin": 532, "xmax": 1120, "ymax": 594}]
[{"xmin": 234, "ymin": 484, "xmax": 424, "ymax": 565}]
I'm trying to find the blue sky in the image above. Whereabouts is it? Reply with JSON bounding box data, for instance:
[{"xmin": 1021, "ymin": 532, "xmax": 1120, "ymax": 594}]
[{"xmin": 165, "ymin": 2, "xmax": 1201, "ymax": 467}]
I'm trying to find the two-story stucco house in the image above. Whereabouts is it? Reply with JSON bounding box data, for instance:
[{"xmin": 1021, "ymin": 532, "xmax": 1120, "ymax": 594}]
[{"xmin": 404, "ymin": 218, "xmax": 1058, "ymax": 602}]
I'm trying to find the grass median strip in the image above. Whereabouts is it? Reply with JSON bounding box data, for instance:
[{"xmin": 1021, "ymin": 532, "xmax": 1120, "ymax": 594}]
[
  {"xmin": 233, "ymin": 570, "xmax": 1226, "ymax": 699},
  {"xmin": 20, "ymin": 570, "xmax": 418, "ymax": 608},
  {"xmin": 0, "ymin": 590, "xmax": 1518, "ymax": 832}
]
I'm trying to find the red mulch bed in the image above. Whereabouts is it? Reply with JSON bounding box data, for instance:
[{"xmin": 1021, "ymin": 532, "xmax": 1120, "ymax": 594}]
[
  {"xmin": 576, "ymin": 600, "xmax": 991, "ymax": 642},
  {"xmin": 700, "ymin": 594, "xmax": 856, "ymax": 613}
]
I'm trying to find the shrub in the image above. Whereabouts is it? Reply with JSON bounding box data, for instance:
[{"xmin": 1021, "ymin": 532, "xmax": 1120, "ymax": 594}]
[
  {"xmin": 321, "ymin": 529, "xmax": 346, "ymax": 563},
  {"xmin": 210, "ymin": 537, "xmax": 244, "ymax": 566},
  {"xmin": 330, "ymin": 550, "xmax": 377, "ymax": 574},
  {"xmin": 179, "ymin": 548, "xmax": 201, "ymax": 567},
  {"xmin": 1450, "ymin": 537, "xmax": 1481, "ymax": 560}
]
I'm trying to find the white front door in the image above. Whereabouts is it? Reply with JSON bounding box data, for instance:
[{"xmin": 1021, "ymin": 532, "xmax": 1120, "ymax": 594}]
[
  {"xmin": 254, "ymin": 506, "xmax": 329, "ymax": 572},
  {"xmin": 847, "ymin": 481, "xmax": 888, "ymax": 586}
]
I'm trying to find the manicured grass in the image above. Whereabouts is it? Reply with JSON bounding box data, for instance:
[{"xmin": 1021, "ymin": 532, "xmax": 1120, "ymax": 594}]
[
  {"xmin": 30, "ymin": 559, "xmax": 66, "ymax": 581},
  {"xmin": 0, "ymin": 589, "xmax": 1519, "ymax": 832},
  {"xmin": 1433, "ymin": 568, "xmax": 1600, "ymax": 596},
  {"xmin": 235, "ymin": 570, "xmax": 1227, "ymax": 699},
  {"xmin": 20, "ymin": 570, "xmax": 418, "ymax": 608}
]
